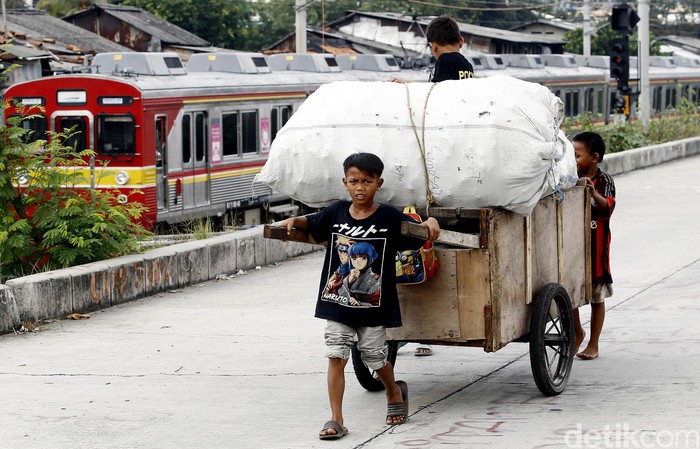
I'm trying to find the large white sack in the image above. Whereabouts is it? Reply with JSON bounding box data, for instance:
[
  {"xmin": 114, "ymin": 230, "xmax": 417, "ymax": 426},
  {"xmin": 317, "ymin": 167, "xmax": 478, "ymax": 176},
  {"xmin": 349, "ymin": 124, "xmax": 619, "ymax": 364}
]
[{"xmin": 255, "ymin": 75, "xmax": 578, "ymax": 214}]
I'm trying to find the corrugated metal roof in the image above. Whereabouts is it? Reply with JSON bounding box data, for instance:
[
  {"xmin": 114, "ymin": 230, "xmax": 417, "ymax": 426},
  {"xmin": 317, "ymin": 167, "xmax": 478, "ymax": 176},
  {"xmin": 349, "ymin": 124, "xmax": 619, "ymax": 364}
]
[
  {"xmin": 510, "ymin": 19, "xmax": 580, "ymax": 32},
  {"xmin": 66, "ymin": 4, "xmax": 209, "ymax": 47},
  {"xmin": 339, "ymin": 11, "xmax": 565, "ymax": 45},
  {"xmin": 6, "ymin": 9, "xmax": 132, "ymax": 54},
  {"xmin": 0, "ymin": 44, "xmax": 53, "ymax": 60},
  {"xmin": 659, "ymin": 35, "xmax": 700, "ymax": 52}
]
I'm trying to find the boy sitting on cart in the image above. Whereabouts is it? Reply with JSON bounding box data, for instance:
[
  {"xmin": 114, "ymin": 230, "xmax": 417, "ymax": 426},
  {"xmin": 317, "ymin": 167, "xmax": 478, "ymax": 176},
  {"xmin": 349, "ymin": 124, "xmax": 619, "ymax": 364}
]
[{"xmin": 276, "ymin": 152, "xmax": 440, "ymax": 439}]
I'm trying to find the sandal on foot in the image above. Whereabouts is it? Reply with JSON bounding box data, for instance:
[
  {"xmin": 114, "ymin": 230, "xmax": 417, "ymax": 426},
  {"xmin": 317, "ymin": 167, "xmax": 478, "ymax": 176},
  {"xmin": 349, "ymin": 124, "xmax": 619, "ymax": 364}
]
[
  {"xmin": 319, "ymin": 420, "xmax": 348, "ymax": 440},
  {"xmin": 414, "ymin": 344, "xmax": 433, "ymax": 357},
  {"xmin": 386, "ymin": 380, "xmax": 409, "ymax": 425}
]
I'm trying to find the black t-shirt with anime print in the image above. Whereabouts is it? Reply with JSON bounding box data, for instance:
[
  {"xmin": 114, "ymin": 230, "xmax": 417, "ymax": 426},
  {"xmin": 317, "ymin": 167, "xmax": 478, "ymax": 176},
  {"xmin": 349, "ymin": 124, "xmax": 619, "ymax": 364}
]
[{"xmin": 306, "ymin": 200, "xmax": 425, "ymax": 328}]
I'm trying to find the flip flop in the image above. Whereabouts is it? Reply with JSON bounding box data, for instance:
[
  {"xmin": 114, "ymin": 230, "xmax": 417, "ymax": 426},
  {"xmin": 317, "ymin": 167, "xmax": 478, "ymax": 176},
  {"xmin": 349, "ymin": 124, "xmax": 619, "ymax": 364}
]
[
  {"xmin": 414, "ymin": 344, "xmax": 433, "ymax": 356},
  {"xmin": 386, "ymin": 380, "xmax": 409, "ymax": 425},
  {"xmin": 319, "ymin": 420, "xmax": 348, "ymax": 440}
]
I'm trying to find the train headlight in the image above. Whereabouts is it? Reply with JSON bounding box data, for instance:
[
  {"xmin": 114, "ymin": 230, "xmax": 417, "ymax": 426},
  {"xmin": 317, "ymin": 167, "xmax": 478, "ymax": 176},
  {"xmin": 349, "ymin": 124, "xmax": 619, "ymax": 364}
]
[
  {"xmin": 17, "ymin": 173, "xmax": 29, "ymax": 185},
  {"xmin": 115, "ymin": 170, "xmax": 130, "ymax": 185},
  {"xmin": 116, "ymin": 194, "xmax": 128, "ymax": 204}
]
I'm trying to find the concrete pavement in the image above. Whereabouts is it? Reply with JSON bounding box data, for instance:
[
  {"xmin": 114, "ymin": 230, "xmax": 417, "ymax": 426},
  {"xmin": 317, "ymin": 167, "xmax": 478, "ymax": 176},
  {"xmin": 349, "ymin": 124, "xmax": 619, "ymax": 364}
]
[{"xmin": 1, "ymin": 155, "xmax": 700, "ymax": 449}]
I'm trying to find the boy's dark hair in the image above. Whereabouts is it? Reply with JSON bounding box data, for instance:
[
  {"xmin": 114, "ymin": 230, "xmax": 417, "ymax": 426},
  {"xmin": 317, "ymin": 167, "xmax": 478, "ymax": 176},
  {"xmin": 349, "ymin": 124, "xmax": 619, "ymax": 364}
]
[
  {"xmin": 343, "ymin": 152, "xmax": 384, "ymax": 177},
  {"xmin": 573, "ymin": 131, "xmax": 606, "ymax": 161},
  {"xmin": 426, "ymin": 15, "xmax": 461, "ymax": 46}
]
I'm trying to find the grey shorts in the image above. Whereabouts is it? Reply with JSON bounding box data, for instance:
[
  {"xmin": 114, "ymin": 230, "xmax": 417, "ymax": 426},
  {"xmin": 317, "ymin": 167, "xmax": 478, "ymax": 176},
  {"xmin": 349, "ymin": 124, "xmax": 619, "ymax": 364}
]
[
  {"xmin": 590, "ymin": 282, "xmax": 613, "ymax": 304},
  {"xmin": 324, "ymin": 320, "xmax": 388, "ymax": 371}
]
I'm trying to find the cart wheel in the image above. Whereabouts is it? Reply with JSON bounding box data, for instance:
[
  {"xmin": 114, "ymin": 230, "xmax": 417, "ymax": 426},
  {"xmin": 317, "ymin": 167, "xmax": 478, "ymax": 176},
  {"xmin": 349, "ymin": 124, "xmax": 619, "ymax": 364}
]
[
  {"xmin": 351, "ymin": 341, "xmax": 399, "ymax": 392},
  {"xmin": 529, "ymin": 283, "xmax": 575, "ymax": 396}
]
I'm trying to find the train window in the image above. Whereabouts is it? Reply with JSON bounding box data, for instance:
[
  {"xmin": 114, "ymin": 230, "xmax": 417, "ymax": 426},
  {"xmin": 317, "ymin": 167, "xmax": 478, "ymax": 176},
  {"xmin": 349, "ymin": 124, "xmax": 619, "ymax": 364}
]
[
  {"xmin": 182, "ymin": 115, "xmax": 191, "ymax": 163},
  {"xmin": 271, "ymin": 109, "xmax": 278, "ymax": 142},
  {"xmin": 155, "ymin": 117, "xmax": 166, "ymax": 167},
  {"xmin": 222, "ymin": 112, "xmax": 238, "ymax": 156},
  {"xmin": 97, "ymin": 114, "xmax": 135, "ymax": 155},
  {"xmin": 694, "ymin": 87, "xmax": 700, "ymax": 104},
  {"xmin": 564, "ymin": 91, "xmax": 579, "ymax": 117},
  {"xmin": 271, "ymin": 105, "xmax": 293, "ymax": 142},
  {"xmin": 15, "ymin": 115, "xmax": 47, "ymax": 144},
  {"xmin": 610, "ymin": 91, "xmax": 617, "ymax": 113},
  {"xmin": 241, "ymin": 111, "xmax": 258, "ymax": 154},
  {"xmin": 282, "ymin": 105, "xmax": 292, "ymax": 123},
  {"xmin": 597, "ymin": 89, "xmax": 604, "ymax": 114},
  {"xmin": 666, "ymin": 88, "xmax": 676, "ymax": 109},
  {"xmin": 653, "ymin": 87, "xmax": 662, "ymax": 112},
  {"xmin": 584, "ymin": 88, "xmax": 594, "ymax": 113},
  {"xmin": 57, "ymin": 117, "xmax": 87, "ymax": 151},
  {"xmin": 195, "ymin": 112, "xmax": 207, "ymax": 162}
]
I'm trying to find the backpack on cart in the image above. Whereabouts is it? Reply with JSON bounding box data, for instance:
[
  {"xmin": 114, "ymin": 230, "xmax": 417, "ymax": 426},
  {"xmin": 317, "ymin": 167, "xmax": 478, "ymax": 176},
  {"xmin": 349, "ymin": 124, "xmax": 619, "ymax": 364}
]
[{"xmin": 395, "ymin": 207, "xmax": 438, "ymax": 285}]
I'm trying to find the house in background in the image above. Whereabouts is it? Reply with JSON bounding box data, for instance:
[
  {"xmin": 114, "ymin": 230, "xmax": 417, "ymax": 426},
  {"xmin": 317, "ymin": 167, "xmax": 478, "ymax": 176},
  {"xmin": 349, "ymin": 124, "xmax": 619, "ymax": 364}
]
[
  {"xmin": 0, "ymin": 45, "xmax": 54, "ymax": 90},
  {"xmin": 265, "ymin": 27, "xmax": 360, "ymax": 55},
  {"xmin": 509, "ymin": 18, "xmax": 579, "ymax": 42},
  {"xmin": 266, "ymin": 11, "xmax": 566, "ymax": 67},
  {"xmin": 64, "ymin": 4, "xmax": 215, "ymax": 61},
  {"xmin": 1, "ymin": 8, "xmax": 132, "ymax": 88}
]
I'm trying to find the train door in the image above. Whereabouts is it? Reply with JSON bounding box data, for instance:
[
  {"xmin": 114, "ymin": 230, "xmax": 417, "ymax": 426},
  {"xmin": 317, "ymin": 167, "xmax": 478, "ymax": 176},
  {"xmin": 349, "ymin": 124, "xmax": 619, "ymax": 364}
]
[
  {"xmin": 155, "ymin": 116, "xmax": 168, "ymax": 211},
  {"xmin": 181, "ymin": 111, "xmax": 210, "ymax": 209}
]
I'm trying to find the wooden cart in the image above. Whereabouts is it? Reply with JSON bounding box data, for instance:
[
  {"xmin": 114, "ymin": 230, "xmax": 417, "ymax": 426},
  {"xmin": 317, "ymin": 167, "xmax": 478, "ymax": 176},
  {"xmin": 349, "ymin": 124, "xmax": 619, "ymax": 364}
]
[{"xmin": 265, "ymin": 185, "xmax": 590, "ymax": 396}]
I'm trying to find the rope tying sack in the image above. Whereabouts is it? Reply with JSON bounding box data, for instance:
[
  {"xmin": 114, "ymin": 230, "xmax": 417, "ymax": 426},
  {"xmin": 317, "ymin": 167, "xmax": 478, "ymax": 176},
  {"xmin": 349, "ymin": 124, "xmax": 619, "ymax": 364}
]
[{"xmin": 405, "ymin": 82, "xmax": 442, "ymax": 216}]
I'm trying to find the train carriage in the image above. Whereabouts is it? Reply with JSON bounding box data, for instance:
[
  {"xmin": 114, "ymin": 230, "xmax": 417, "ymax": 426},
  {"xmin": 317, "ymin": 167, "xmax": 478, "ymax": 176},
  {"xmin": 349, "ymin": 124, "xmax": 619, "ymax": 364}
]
[
  {"xmin": 5, "ymin": 53, "xmax": 347, "ymax": 228},
  {"xmin": 5, "ymin": 51, "xmax": 700, "ymax": 231}
]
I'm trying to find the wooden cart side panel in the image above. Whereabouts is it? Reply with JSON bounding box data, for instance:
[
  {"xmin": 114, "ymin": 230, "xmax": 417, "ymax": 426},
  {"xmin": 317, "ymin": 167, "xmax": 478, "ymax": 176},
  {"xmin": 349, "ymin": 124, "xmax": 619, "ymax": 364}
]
[
  {"xmin": 487, "ymin": 207, "xmax": 529, "ymax": 351},
  {"xmin": 389, "ymin": 250, "xmax": 462, "ymax": 341},
  {"xmin": 490, "ymin": 188, "xmax": 588, "ymax": 349},
  {"xmin": 531, "ymin": 195, "xmax": 559, "ymax": 300},
  {"xmin": 388, "ymin": 248, "xmax": 491, "ymax": 342},
  {"xmin": 560, "ymin": 187, "xmax": 589, "ymax": 309},
  {"xmin": 456, "ymin": 249, "xmax": 489, "ymax": 341}
]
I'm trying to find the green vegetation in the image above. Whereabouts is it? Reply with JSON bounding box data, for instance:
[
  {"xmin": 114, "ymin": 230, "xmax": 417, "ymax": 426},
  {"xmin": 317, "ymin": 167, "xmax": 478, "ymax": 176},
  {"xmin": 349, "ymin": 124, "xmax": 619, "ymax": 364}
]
[
  {"xmin": 563, "ymin": 98, "xmax": 700, "ymax": 154},
  {"xmin": 0, "ymin": 108, "xmax": 151, "ymax": 283}
]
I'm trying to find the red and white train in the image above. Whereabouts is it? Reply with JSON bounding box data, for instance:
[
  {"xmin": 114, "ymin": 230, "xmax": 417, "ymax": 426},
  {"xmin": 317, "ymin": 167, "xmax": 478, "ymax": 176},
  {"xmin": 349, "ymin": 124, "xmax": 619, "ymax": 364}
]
[{"xmin": 4, "ymin": 51, "xmax": 700, "ymax": 229}]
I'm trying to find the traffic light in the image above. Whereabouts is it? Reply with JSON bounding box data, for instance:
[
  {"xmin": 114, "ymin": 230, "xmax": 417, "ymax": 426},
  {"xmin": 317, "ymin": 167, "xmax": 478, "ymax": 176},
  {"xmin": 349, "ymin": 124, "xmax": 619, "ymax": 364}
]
[
  {"xmin": 613, "ymin": 93, "xmax": 629, "ymax": 115},
  {"xmin": 610, "ymin": 37, "xmax": 629, "ymax": 88},
  {"xmin": 611, "ymin": 3, "xmax": 640, "ymax": 34}
]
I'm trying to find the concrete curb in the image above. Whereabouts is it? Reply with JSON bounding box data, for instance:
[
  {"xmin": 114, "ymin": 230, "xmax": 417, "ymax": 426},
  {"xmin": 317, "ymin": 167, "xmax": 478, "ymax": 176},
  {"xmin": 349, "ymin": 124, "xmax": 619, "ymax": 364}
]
[
  {"xmin": 600, "ymin": 136, "xmax": 700, "ymax": 175},
  {"xmin": 1, "ymin": 136, "xmax": 699, "ymax": 334},
  {"xmin": 1, "ymin": 226, "xmax": 322, "ymax": 333}
]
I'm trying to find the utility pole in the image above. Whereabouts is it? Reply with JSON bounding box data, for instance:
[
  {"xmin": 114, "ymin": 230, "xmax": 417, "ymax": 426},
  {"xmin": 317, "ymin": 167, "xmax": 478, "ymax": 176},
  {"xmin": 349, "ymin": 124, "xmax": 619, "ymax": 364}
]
[
  {"xmin": 638, "ymin": 0, "xmax": 651, "ymax": 130},
  {"xmin": 2, "ymin": 0, "xmax": 7, "ymax": 40},
  {"xmin": 583, "ymin": 0, "xmax": 591, "ymax": 56},
  {"xmin": 295, "ymin": 0, "xmax": 307, "ymax": 53}
]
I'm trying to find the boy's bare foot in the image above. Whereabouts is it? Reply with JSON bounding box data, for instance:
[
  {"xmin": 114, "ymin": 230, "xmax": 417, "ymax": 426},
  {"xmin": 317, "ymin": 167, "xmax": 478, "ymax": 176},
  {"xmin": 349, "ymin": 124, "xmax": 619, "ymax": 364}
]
[{"xmin": 576, "ymin": 345, "xmax": 599, "ymax": 360}]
